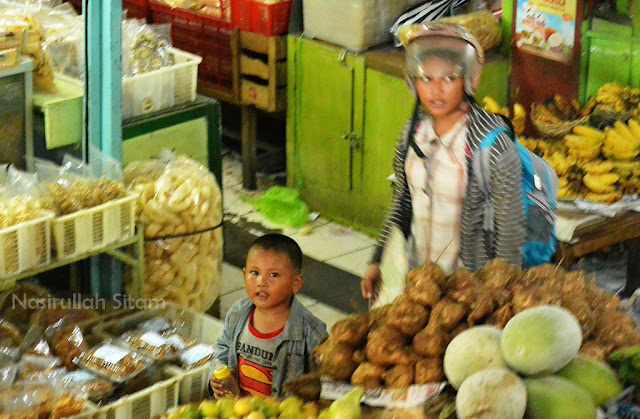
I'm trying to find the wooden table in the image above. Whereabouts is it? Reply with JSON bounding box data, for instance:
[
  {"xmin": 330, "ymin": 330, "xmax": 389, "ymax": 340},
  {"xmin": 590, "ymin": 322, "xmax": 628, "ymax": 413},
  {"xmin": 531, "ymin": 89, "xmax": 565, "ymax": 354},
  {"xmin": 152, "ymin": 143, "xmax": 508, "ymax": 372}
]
[{"xmin": 555, "ymin": 211, "xmax": 640, "ymax": 297}]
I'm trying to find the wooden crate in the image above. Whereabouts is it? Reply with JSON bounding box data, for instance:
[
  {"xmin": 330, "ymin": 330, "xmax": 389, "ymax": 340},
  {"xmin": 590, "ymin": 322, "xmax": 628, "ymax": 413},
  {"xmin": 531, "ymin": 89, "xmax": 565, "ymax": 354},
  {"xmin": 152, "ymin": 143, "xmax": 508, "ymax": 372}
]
[{"xmin": 236, "ymin": 30, "xmax": 287, "ymax": 112}]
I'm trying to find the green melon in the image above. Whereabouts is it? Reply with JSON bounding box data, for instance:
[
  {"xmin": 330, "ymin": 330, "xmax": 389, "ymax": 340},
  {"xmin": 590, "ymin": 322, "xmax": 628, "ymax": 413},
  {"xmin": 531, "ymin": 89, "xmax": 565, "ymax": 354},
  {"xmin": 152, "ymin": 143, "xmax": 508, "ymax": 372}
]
[
  {"xmin": 525, "ymin": 376, "xmax": 597, "ymax": 419},
  {"xmin": 501, "ymin": 305, "xmax": 582, "ymax": 375},
  {"xmin": 556, "ymin": 355, "xmax": 623, "ymax": 406}
]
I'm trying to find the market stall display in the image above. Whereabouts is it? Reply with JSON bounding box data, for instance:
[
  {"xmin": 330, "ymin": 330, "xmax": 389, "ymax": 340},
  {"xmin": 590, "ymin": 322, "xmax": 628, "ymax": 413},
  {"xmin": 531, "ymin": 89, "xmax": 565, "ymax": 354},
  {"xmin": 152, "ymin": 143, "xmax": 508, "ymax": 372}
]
[{"xmin": 124, "ymin": 154, "xmax": 223, "ymax": 312}]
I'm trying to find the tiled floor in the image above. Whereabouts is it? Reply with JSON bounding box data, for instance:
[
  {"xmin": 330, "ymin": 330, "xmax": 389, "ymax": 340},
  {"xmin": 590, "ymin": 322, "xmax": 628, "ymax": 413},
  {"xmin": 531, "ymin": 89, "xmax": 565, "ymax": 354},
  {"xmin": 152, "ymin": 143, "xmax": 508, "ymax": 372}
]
[{"xmin": 217, "ymin": 150, "xmax": 378, "ymax": 328}]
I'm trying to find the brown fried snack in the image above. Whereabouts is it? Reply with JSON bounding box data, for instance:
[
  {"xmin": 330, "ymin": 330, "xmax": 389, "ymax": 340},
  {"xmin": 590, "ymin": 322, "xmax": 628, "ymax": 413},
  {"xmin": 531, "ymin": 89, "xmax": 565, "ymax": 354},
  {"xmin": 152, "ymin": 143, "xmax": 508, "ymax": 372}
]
[
  {"xmin": 486, "ymin": 304, "xmax": 513, "ymax": 328},
  {"xmin": 560, "ymin": 296, "xmax": 596, "ymax": 338},
  {"xmin": 406, "ymin": 277, "xmax": 442, "ymax": 307},
  {"xmin": 467, "ymin": 290, "xmax": 495, "ymax": 323},
  {"xmin": 476, "ymin": 259, "xmax": 517, "ymax": 289},
  {"xmin": 367, "ymin": 305, "xmax": 391, "ymax": 328},
  {"xmin": 429, "ymin": 298, "xmax": 467, "ymax": 331},
  {"xmin": 520, "ymin": 264, "xmax": 564, "ymax": 286},
  {"xmin": 284, "ymin": 373, "xmax": 322, "ymax": 401},
  {"xmin": 51, "ymin": 326, "xmax": 88, "ymax": 370},
  {"xmin": 594, "ymin": 312, "xmax": 640, "ymax": 348},
  {"xmin": 366, "ymin": 325, "xmax": 408, "ymax": 366},
  {"xmin": 449, "ymin": 323, "xmax": 469, "ymax": 340},
  {"xmin": 406, "ymin": 263, "xmax": 447, "ymax": 290},
  {"xmin": 330, "ymin": 314, "xmax": 371, "ymax": 347},
  {"xmin": 413, "ymin": 325, "xmax": 447, "ymax": 357},
  {"xmin": 351, "ymin": 363, "xmax": 385, "ymax": 388},
  {"xmin": 386, "ymin": 296, "xmax": 429, "ymax": 335},
  {"xmin": 580, "ymin": 341, "xmax": 614, "ymax": 361},
  {"xmin": 415, "ymin": 358, "xmax": 444, "ymax": 384},
  {"xmin": 447, "ymin": 286, "xmax": 477, "ymax": 306},
  {"xmin": 560, "ymin": 271, "xmax": 587, "ymax": 295},
  {"xmin": 319, "ymin": 341, "xmax": 358, "ymax": 381},
  {"xmin": 448, "ymin": 267, "xmax": 475, "ymax": 290},
  {"xmin": 353, "ymin": 350, "xmax": 366, "ymax": 364},
  {"xmin": 384, "ymin": 365, "xmax": 414, "ymax": 388}
]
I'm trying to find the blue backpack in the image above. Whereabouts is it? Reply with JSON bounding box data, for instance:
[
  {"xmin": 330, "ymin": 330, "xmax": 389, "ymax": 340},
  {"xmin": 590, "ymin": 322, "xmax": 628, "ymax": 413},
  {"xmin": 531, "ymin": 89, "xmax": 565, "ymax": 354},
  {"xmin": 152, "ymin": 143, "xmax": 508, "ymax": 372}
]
[{"xmin": 473, "ymin": 127, "xmax": 559, "ymax": 267}]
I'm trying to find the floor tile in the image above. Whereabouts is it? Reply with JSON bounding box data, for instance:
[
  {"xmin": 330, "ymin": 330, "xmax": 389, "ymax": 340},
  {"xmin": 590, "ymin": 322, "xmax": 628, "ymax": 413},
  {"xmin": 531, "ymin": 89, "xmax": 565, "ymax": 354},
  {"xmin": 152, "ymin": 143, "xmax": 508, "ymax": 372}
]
[
  {"xmin": 290, "ymin": 223, "xmax": 376, "ymax": 262},
  {"xmin": 223, "ymin": 188, "xmax": 255, "ymax": 221},
  {"xmin": 325, "ymin": 246, "xmax": 375, "ymax": 278},
  {"xmin": 307, "ymin": 303, "xmax": 348, "ymax": 331},
  {"xmin": 220, "ymin": 263, "xmax": 244, "ymax": 296}
]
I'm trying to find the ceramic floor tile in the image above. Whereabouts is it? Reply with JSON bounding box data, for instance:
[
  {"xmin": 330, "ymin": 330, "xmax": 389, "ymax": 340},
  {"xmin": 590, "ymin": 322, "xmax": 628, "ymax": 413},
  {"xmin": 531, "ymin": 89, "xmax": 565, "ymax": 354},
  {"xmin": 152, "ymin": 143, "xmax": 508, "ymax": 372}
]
[
  {"xmin": 222, "ymin": 153, "xmax": 243, "ymax": 189},
  {"xmin": 220, "ymin": 263, "xmax": 245, "ymax": 296},
  {"xmin": 223, "ymin": 188, "xmax": 255, "ymax": 221},
  {"xmin": 290, "ymin": 223, "xmax": 376, "ymax": 262},
  {"xmin": 325, "ymin": 246, "xmax": 375, "ymax": 278},
  {"xmin": 307, "ymin": 302, "xmax": 348, "ymax": 331}
]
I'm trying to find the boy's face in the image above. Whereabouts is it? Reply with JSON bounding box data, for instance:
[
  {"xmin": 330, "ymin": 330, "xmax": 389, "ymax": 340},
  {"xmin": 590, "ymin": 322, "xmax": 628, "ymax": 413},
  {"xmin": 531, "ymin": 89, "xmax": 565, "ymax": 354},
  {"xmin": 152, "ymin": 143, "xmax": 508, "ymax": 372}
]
[
  {"xmin": 243, "ymin": 247, "xmax": 303, "ymax": 311},
  {"xmin": 415, "ymin": 57, "xmax": 465, "ymax": 120}
]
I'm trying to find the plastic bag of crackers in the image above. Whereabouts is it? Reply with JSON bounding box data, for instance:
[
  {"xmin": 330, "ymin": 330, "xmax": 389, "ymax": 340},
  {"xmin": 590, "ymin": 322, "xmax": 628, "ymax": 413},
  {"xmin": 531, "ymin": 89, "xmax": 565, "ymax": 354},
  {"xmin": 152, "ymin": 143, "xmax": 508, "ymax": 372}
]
[{"xmin": 124, "ymin": 151, "xmax": 223, "ymax": 312}]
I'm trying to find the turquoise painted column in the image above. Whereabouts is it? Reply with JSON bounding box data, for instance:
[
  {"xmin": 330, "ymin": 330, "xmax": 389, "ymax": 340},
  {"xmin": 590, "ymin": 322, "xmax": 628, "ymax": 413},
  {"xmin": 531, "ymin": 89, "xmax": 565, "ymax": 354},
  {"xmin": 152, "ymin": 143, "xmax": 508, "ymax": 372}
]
[{"xmin": 84, "ymin": 0, "xmax": 123, "ymax": 298}]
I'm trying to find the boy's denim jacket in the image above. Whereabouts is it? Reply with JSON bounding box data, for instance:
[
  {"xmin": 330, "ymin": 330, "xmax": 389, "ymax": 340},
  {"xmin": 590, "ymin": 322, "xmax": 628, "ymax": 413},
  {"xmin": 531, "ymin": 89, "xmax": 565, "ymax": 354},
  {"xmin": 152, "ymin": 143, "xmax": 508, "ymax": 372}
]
[{"xmin": 210, "ymin": 296, "xmax": 329, "ymax": 397}]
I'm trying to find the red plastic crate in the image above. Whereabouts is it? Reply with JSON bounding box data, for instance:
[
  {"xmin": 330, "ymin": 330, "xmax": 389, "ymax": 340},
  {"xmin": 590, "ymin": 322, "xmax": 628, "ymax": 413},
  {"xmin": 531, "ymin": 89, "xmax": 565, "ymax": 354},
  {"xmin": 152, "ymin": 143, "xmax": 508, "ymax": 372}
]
[
  {"xmin": 66, "ymin": 0, "xmax": 148, "ymax": 19},
  {"xmin": 149, "ymin": 1, "xmax": 234, "ymax": 93},
  {"xmin": 232, "ymin": 0, "xmax": 291, "ymax": 36}
]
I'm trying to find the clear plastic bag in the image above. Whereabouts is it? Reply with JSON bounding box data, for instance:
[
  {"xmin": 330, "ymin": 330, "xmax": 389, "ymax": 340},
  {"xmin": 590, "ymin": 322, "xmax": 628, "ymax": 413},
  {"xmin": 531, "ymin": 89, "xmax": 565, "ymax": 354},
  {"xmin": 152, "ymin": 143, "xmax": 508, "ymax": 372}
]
[
  {"xmin": 63, "ymin": 370, "xmax": 114, "ymax": 404},
  {"xmin": 0, "ymin": 166, "xmax": 53, "ymax": 229},
  {"xmin": 0, "ymin": 363, "xmax": 18, "ymax": 390},
  {"xmin": 118, "ymin": 330, "xmax": 185, "ymax": 362},
  {"xmin": 179, "ymin": 343, "xmax": 215, "ymax": 370},
  {"xmin": 122, "ymin": 19, "xmax": 173, "ymax": 77},
  {"xmin": 0, "ymin": 318, "xmax": 23, "ymax": 348},
  {"xmin": 124, "ymin": 152, "xmax": 223, "ymax": 311},
  {"xmin": 17, "ymin": 355, "xmax": 62, "ymax": 381},
  {"xmin": 20, "ymin": 325, "xmax": 52, "ymax": 357},
  {"xmin": 74, "ymin": 341, "xmax": 152, "ymax": 384},
  {"xmin": 45, "ymin": 318, "xmax": 89, "ymax": 371},
  {"xmin": 36, "ymin": 154, "xmax": 126, "ymax": 216}
]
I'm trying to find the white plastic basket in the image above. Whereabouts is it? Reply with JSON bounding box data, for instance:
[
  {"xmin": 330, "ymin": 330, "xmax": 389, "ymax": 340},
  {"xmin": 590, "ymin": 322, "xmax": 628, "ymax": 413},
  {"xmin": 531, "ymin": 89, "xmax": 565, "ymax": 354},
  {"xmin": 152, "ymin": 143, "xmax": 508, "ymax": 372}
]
[
  {"xmin": 0, "ymin": 211, "xmax": 54, "ymax": 278},
  {"xmin": 121, "ymin": 47, "xmax": 202, "ymax": 119},
  {"xmin": 94, "ymin": 302, "xmax": 224, "ymax": 404},
  {"xmin": 52, "ymin": 193, "xmax": 137, "ymax": 259},
  {"xmin": 93, "ymin": 375, "xmax": 181, "ymax": 419},
  {"xmin": 58, "ymin": 47, "xmax": 202, "ymax": 119}
]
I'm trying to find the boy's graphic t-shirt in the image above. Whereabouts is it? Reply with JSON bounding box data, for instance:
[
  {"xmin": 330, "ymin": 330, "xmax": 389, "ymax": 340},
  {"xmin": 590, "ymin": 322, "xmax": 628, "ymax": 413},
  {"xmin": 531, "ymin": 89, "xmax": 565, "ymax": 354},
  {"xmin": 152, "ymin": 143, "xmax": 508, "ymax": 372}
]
[{"xmin": 236, "ymin": 309, "xmax": 285, "ymax": 396}]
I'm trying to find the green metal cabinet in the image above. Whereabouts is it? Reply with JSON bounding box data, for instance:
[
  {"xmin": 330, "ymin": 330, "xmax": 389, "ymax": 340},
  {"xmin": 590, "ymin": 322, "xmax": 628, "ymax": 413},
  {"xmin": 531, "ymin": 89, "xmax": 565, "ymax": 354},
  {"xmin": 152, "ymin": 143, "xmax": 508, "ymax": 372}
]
[
  {"xmin": 287, "ymin": 36, "xmax": 511, "ymax": 233},
  {"xmin": 287, "ymin": 37, "xmax": 413, "ymax": 233}
]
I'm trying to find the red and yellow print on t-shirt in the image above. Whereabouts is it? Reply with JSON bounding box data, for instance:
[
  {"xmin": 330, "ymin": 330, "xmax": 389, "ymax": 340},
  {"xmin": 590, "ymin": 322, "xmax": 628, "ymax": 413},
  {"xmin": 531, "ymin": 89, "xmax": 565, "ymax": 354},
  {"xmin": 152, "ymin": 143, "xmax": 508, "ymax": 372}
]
[{"xmin": 238, "ymin": 356, "xmax": 275, "ymax": 396}]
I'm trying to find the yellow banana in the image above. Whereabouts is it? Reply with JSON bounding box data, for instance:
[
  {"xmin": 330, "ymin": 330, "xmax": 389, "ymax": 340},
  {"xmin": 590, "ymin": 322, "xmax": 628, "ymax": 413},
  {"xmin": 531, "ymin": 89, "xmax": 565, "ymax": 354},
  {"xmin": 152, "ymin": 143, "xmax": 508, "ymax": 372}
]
[
  {"xmin": 603, "ymin": 129, "xmax": 640, "ymax": 154},
  {"xmin": 614, "ymin": 121, "xmax": 637, "ymax": 143},
  {"xmin": 564, "ymin": 134, "xmax": 603, "ymax": 150},
  {"xmin": 568, "ymin": 145, "xmax": 601, "ymax": 160},
  {"xmin": 583, "ymin": 174, "xmax": 618, "ymax": 193},
  {"xmin": 610, "ymin": 160, "xmax": 640, "ymax": 171},
  {"xmin": 483, "ymin": 96, "xmax": 501, "ymax": 113},
  {"xmin": 586, "ymin": 191, "xmax": 623, "ymax": 203},
  {"xmin": 603, "ymin": 147, "xmax": 639, "ymax": 160},
  {"xmin": 580, "ymin": 160, "xmax": 614, "ymax": 175},
  {"xmin": 627, "ymin": 119, "xmax": 640, "ymax": 140},
  {"xmin": 558, "ymin": 177, "xmax": 568, "ymax": 188},
  {"xmin": 572, "ymin": 125, "xmax": 605, "ymax": 141}
]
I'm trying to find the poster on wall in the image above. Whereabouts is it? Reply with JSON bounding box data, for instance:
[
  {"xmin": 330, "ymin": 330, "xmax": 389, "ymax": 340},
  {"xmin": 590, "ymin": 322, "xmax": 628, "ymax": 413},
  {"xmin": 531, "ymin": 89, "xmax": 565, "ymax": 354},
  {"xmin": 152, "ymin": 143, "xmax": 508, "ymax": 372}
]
[{"xmin": 514, "ymin": 0, "xmax": 576, "ymax": 63}]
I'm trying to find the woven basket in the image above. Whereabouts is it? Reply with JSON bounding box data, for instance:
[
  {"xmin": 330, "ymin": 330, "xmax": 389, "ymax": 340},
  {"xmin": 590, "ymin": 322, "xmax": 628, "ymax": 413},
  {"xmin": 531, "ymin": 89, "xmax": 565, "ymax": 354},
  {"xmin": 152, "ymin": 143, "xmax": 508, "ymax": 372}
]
[
  {"xmin": 530, "ymin": 104, "xmax": 590, "ymax": 137},
  {"xmin": 590, "ymin": 108, "xmax": 634, "ymax": 130}
]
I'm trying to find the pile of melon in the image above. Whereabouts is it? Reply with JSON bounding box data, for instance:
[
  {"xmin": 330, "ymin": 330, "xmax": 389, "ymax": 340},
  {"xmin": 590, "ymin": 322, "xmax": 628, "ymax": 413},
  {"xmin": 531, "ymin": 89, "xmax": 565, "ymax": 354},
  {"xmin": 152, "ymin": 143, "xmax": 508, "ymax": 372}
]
[{"xmin": 449, "ymin": 305, "xmax": 623, "ymax": 418}]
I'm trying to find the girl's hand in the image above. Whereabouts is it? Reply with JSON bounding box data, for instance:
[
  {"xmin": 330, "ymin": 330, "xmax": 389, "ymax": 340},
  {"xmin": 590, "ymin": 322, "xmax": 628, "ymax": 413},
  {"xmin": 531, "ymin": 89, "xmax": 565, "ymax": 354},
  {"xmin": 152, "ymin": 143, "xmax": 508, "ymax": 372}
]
[
  {"xmin": 209, "ymin": 374, "xmax": 240, "ymax": 399},
  {"xmin": 361, "ymin": 264, "xmax": 381, "ymax": 301}
]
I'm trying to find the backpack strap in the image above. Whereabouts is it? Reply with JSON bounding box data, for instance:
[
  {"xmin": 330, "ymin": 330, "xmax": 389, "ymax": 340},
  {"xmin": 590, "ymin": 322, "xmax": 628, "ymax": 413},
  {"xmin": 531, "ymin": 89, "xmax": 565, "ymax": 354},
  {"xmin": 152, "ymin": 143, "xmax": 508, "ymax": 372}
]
[
  {"xmin": 472, "ymin": 126, "xmax": 510, "ymax": 233},
  {"xmin": 407, "ymin": 101, "xmax": 427, "ymax": 158}
]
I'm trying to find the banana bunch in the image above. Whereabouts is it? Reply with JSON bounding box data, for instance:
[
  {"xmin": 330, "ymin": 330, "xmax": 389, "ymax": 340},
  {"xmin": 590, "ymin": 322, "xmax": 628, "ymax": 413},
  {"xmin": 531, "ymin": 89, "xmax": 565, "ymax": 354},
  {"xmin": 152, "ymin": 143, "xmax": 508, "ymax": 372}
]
[
  {"xmin": 512, "ymin": 103, "xmax": 526, "ymax": 136},
  {"xmin": 534, "ymin": 95, "xmax": 595, "ymax": 125},
  {"xmin": 595, "ymin": 82, "xmax": 640, "ymax": 114},
  {"xmin": 602, "ymin": 120, "xmax": 640, "ymax": 160},
  {"xmin": 482, "ymin": 97, "xmax": 527, "ymax": 135},
  {"xmin": 482, "ymin": 96, "xmax": 510, "ymax": 118},
  {"xmin": 563, "ymin": 125, "xmax": 604, "ymax": 161},
  {"xmin": 546, "ymin": 151, "xmax": 576, "ymax": 176}
]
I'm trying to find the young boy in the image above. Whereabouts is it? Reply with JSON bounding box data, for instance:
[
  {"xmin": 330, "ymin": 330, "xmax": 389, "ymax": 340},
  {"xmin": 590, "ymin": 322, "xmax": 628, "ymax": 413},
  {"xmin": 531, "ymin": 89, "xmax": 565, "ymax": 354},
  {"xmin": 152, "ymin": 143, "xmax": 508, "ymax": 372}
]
[{"xmin": 209, "ymin": 234, "xmax": 328, "ymax": 398}]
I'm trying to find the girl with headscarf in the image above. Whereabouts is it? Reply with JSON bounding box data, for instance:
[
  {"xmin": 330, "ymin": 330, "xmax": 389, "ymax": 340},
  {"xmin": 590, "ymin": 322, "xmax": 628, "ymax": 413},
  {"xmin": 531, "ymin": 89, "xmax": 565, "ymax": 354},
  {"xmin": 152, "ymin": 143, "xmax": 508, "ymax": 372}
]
[{"xmin": 361, "ymin": 23, "xmax": 526, "ymax": 302}]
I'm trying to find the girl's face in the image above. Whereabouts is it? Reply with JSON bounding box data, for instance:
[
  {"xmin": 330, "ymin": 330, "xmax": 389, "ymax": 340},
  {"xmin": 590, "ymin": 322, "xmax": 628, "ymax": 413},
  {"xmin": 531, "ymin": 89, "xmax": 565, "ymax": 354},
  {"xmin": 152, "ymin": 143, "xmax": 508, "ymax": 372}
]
[{"xmin": 415, "ymin": 57, "xmax": 465, "ymax": 120}]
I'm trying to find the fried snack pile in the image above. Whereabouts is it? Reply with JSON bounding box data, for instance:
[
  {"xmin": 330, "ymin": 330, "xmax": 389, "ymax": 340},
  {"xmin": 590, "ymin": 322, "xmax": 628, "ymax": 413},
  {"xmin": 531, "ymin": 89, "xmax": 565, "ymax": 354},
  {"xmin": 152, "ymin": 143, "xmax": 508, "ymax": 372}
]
[
  {"xmin": 0, "ymin": 196, "xmax": 53, "ymax": 229},
  {"xmin": 315, "ymin": 260, "xmax": 639, "ymax": 389},
  {"xmin": 42, "ymin": 178, "xmax": 126, "ymax": 216},
  {"xmin": 124, "ymin": 155, "xmax": 223, "ymax": 312}
]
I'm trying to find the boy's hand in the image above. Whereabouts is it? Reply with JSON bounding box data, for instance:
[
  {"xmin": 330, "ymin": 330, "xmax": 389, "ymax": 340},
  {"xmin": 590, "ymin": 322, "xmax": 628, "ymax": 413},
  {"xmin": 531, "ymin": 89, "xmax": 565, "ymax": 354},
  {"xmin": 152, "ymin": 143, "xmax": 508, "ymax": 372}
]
[
  {"xmin": 209, "ymin": 374, "xmax": 240, "ymax": 399},
  {"xmin": 361, "ymin": 264, "xmax": 381, "ymax": 301}
]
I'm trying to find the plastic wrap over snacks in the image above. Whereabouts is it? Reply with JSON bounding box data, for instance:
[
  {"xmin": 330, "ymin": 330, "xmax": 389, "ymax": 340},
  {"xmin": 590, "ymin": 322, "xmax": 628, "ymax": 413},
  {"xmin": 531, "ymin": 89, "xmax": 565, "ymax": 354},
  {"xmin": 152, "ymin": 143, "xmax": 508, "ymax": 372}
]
[{"xmin": 124, "ymin": 153, "xmax": 223, "ymax": 312}]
